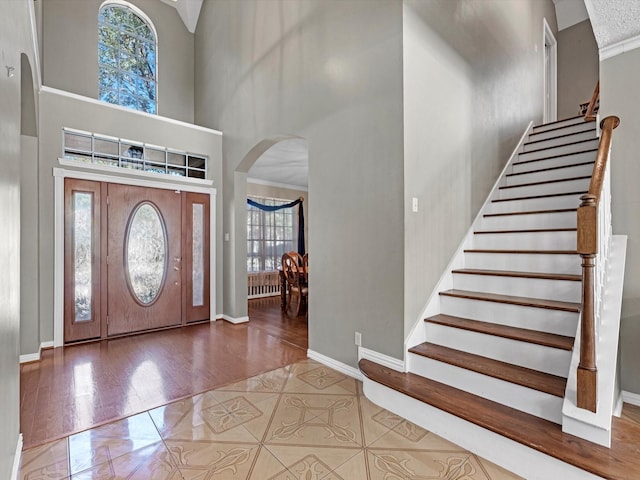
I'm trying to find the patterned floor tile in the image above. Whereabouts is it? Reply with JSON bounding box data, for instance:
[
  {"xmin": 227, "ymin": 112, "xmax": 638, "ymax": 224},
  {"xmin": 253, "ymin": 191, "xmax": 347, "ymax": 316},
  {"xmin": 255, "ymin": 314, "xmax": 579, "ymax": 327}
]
[
  {"xmin": 476, "ymin": 457, "xmax": 525, "ymax": 480},
  {"xmin": 263, "ymin": 445, "xmax": 361, "ymax": 480},
  {"xmin": 368, "ymin": 417, "xmax": 463, "ymax": 451},
  {"xmin": 330, "ymin": 450, "xmax": 370, "ymax": 480},
  {"xmin": 215, "ymin": 366, "xmax": 291, "ymax": 394},
  {"xmin": 19, "ymin": 438, "xmax": 69, "ymax": 480},
  {"xmin": 165, "ymin": 440, "xmax": 261, "ymax": 479},
  {"xmin": 358, "ymin": 395, "xmax": 403, "ymax": 447},
  {"xmin": 68, "ymin": 412, "xmax": 161, "ymax": 475},
  {"xmin": 283, "ymin": 365, "xmax": 358, "ymax": 395}
]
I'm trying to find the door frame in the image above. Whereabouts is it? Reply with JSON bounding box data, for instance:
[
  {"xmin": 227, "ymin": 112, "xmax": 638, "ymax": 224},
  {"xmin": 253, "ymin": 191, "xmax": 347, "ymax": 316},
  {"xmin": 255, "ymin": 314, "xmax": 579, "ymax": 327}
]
[
  {"xmin": 543, "ymin": 18, "xmax": 558, "ymax": 124},
  {"xmin": 53, "ymin": 164, "xmax": 216, "ymax": 347}
]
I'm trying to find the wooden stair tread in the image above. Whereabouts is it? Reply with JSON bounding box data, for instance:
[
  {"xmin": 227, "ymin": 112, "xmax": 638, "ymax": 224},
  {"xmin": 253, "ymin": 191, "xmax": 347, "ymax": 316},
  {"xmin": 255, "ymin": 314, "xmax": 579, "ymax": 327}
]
[
  {"xmin": 451, "ymin": 268, "xmax": 581, "ymax": 282},
  {"xmin": 408, "ymin": 342, "xmax": 567, "ymax": 397},
  {"xmin": 513, "ymin": 148, "xmax": 598, "ymax": 166},
  {"xmin": 359, "ymin": 358, "xmax": 640, "ymax": 480},
  {"xmin": 464, "ymin": 249, "xmax": 577, "ymax": 255},
  {"xmin": 523, "ymin": 128, "xmax": 596, "ymax": 146},
  {"xmin": 492, "ymin": 190, "xmax": 587, "ymax": 203},
  {"xmin": 484, "ymin": 208, "xmax": 576, "ymax": 217},
  {"xmin": 499, "ymin": 175, "xmax": 591, "ymax": 190},
  {"xmin": 474, "ymin": 227, "xmax": 576, "ymax": 234},
  {"xmin": 520, "ymin": 137, "xmax": 597, "ymax": 155},
  {"xmin": 440, "ymin": 289, "xmax": 580, "ymax": 312},
  {"xmin": 506, "ymin": 161, "xmax": 595, "ymax": 177},
  {"xmin": 425, "ymin": 314, "xmax": 574, "ymax": 350}
]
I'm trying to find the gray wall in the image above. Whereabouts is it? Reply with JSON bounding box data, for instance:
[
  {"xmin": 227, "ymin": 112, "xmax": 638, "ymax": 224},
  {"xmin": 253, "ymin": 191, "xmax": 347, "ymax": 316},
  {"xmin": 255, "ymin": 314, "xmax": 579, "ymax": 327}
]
[
  {"xmin": 403, "ymin": 0, "xmax": 557, "ymax": 335},
  {"xmin": 600, "ymin": 47, "xmax": 640, "ymax": 394},
  {"xmin": 195, "ymin": 0, "xmax": 406, "ymax": 364},
  {"xmin": 558, "ymin": 20, "xmax": 599, "ymax": 120},
  {"xmin": 41, "ymin": 0, "xmax": 194, "ymax": 123},
  {"xmin": 25, "ymin": 89, "xmax": 223, "ymax": 353},
  {"xmin": 0, "ymin": 0, "xmax": 39, "ymax": 475}
]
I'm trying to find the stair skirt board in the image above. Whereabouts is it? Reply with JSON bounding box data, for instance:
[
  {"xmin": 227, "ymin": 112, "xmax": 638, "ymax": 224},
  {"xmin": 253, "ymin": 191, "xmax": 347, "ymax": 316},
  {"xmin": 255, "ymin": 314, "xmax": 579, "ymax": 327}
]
[
  {"xmin": 362, "ymin": 377, "xmax": 604, "ymax": 480},
  {"xmin": 424, "ymin": 322, "xmax": 571, "ymax": 376},
  {"xmin": 439, "ymin": 294, "xmax": 578, "ymax": 336},
  {"xmin": 408, "ymin": 352, "xmax": 564, "ymax": 423}
]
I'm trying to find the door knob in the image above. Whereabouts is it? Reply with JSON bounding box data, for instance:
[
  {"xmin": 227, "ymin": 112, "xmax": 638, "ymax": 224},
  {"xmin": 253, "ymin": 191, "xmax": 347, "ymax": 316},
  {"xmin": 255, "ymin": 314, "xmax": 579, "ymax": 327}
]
[{"xmin": 174, "ymin": 266, "xmax": 180, "ymax": 271}]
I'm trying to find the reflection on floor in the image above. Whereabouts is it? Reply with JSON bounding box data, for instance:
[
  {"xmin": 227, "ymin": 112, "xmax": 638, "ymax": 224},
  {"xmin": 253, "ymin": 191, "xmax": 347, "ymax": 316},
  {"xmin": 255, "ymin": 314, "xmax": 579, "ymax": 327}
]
[{"xmin": 19, "ymin": 359, "xmax": 522, "ymax": 480}]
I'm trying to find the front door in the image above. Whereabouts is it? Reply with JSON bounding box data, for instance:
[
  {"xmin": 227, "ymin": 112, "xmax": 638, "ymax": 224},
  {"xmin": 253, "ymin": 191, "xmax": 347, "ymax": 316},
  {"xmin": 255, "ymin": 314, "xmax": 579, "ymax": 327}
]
[{"xmin": 106, "ymin": 184, "xmax": 183, "ymax": 336}]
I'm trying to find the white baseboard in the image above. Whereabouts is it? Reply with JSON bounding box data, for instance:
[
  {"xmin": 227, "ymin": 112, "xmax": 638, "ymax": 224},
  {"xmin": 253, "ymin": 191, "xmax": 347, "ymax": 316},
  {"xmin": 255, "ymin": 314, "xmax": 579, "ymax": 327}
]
[
  {"xmin": 622, "ymin": 390, "xmax": 640, "ymax": 407},
  {"xmin": 214, "ymin": 314, "xmax": 223, "ymax": 321},
  {"xmin": 19, "ymin": 341, "xmax": 55, "ymax": 364},
  {"xmin": 11, "ymin": 434, "xmax": 23, "ymax": 480},
  {"xmin": 358, "ymin": 347, "xmax": 404, "ymax": 372},
  {"xmin": 221, "ymin": 315, "xmax": 249, "ymax": 324},
  {"xmin": 307, "ymin": 349, "xmax": 363, "ymax": 381}
]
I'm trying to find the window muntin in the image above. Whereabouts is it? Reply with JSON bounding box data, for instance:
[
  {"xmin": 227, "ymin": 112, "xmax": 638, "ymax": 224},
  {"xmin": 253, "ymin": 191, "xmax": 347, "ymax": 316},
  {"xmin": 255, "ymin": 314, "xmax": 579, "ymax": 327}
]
[
  {"xmin": 247, "ymin": 196, "xmax": 295, "ymax": 272},
  {"xmin": 63, "ymin": 128, "xmax": 208, "ymax": 179},
  {"xmin": 99, "ymin": 3, "xmax": 157, "ymax": 114}
]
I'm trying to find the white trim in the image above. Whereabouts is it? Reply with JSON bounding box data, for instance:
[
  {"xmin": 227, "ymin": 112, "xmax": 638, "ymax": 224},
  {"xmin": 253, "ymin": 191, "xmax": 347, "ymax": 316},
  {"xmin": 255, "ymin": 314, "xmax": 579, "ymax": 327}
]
[
  {"xmin": 58, "ymin": 158, "xmax": 214, "ymax": 187},
  {"xmin": 247, "ymin": 292, "xmax": 280, "ymax": 300},
  {"xmin": 622, "ymin": 390, "xmax": 640, "ymax": 407},
  {"xmin": 53, "ymin": 167, "xmax": 217, "ymax": 347},
  {"xmin": 247, "ymin": 177, "xmax": 308, "ymax": 192},
  {"xmin": 11, "ymin": 434, "xmax": 23, "ymax": 480},
  {"xmin": 40, "ymin": 86, "xmax": 223, "ymax": 136},
  {"xmin": 358, "ymin": 347, "xmax": 404, "ymax": 373},
  {"xmin": 307, "ymin": 349, "xmax": 363, "ymax": 381},
  {"xmin": 543, "ymin": 18, "xmax": 558, "ymax": 123},
  {"xmin": 215, "ymin": 314, "xmax": 224, "ymax": 320},
  {"xmin": 221, "ymin": 315, "xmax": 249, "ymax": 324},
  {"xmin": 27, "ymin": 0, "xmax": 42, "ymax": 90},
  {"xmin": 600, "ymin": 34, "xmax": 640, "ymax": 61},
  {"xmin": 19, "ymin": 352, "xmax": 40, "ymax": 364}
]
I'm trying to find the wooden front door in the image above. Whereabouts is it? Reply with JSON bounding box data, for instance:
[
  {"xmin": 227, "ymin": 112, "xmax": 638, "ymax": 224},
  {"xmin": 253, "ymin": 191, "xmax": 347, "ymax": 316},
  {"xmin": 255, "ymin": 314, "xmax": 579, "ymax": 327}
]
[{"xmin": 106, "ymin": 184, "xmax": 183, "ymax": 336}]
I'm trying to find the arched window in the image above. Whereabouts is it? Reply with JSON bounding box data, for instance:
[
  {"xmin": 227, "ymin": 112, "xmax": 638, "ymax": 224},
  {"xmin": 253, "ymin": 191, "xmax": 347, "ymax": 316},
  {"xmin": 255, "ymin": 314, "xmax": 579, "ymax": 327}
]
[{"xmin": 98, "ymin": 2, "xmax": 157, "ymax": 114}]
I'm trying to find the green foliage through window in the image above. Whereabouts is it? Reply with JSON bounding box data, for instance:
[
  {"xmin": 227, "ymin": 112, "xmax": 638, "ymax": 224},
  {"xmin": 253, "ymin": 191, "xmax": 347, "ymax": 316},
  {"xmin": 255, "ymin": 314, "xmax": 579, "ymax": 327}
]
[{"xmin": 98, "ymin": 3, "xmax": 157, "ymax": 114}]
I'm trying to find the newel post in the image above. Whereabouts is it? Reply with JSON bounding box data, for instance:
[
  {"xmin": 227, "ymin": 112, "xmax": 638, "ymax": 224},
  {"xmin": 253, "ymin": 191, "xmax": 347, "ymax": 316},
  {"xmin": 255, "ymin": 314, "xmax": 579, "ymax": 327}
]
[{"xmin": 577, "ymin": 194, "xmax": 597, "ymax": 412}]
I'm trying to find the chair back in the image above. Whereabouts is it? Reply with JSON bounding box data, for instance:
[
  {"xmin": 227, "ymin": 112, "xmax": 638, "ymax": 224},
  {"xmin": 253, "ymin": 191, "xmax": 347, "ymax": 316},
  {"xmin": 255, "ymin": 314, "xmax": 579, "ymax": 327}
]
[
  {"xmin": 286, "ymin": 251, "xmax": 304, "ymax": 270},
  {"xmin": 282, "ymin": 253, "xmax": 302, "ymax": 288},
  {"xmin": 302, "ymin": 253, "xmax": 309, "ymax": 282}
]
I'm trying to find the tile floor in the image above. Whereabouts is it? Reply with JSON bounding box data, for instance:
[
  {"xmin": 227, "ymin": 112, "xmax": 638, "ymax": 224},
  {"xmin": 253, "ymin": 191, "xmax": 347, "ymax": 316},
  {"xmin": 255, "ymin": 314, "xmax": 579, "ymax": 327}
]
[{"xmin": 20, "ymin": 359, "xmax": 522, "ymax": 479}]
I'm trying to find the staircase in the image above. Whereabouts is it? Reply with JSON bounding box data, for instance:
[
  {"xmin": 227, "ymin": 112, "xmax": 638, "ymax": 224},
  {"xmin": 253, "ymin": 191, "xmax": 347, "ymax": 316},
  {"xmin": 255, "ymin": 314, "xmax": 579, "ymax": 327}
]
[{"xmin": 359, "ymin": 115, "xmax": 634, "ymax": 480}]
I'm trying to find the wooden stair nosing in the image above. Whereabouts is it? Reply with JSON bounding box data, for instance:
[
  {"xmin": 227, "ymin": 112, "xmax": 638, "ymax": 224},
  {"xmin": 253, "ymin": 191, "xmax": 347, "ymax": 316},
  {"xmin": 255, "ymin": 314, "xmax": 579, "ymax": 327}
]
[
  {"xmin": 499, "ymin": 175, "xmax": 591, "ymax": 190},
  {"xmin": 483, "ymin": 208, "xmax": 577, "ymax": 218},
  {"xmin": 408, "ymin": 342, "xmax": 567, "ymax": 397},
  {"xmin": 506, "ymin": 161, "xmax": 595, "ymax": 178},
  {"xmin": 439, "ymin": 289, "xmax": 580, "ymax": 313},
  {"xmin": 531, "ymin": 115, "xmax": 585, "ymax": 130},
  {"xmin": 425, "ymin": 313, "xmax": 574, "ymax": 351},
  {"xmin": 513, "ymin": 148, "xmax": 598, "ymax": 167},
  {"xmin": 529, "ymin": 123, "xmax": 596, "ymax": 139},
  {"xmin": 474, "ymin": 227, "xmax": 576, "ymax": 234},
  {"xmin": 520, "ymin": 137, "xmax": 598, "ymax": 156},
  {"xmin": 451, "ymin": 268, "xmax": 581, "ymax": 282},
  {"xmin": 523, "ymin": 128, "xmax": 596, "ymax": 146},
  {"xmin": 464, "ymin": 249, "xmax": 578, "ymax": 255},
  {"xmin": 359, "ymin": 358, "xmax": 640, "ymax": 480},
  {"xmin": 492, "ymin": 190, "xmax": 587, "ymax": 203}
]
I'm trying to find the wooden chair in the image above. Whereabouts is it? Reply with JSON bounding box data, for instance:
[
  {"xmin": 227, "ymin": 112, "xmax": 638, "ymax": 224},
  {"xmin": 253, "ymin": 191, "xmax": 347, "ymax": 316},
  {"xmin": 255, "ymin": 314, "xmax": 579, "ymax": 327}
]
[
  {"xmin": 282, "ymin": 253, "xmax": 308, "ymax": 317},
  {"xmin": 286, "ymin": 251, "xmax": 304, "ymax": 269}
]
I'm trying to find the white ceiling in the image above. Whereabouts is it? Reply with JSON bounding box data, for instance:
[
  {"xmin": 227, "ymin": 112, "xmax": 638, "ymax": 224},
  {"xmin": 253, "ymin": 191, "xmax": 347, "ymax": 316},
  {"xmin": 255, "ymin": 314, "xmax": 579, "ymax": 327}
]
[
  {"xmin": 584, "ymin": 0, "xmax": 640, "ymax": 49},
  {"xmin": 552, "ymin": 0, "xmax": 589, "ymax": 31},
  {"xmin": 248, "ymin": 138, "xmax": 309, "ymax": 190}
]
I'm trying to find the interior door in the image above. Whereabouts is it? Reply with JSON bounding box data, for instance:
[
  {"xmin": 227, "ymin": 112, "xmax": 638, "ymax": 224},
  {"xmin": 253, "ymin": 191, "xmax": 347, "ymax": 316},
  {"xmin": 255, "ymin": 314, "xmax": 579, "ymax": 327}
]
[{"xmin": 106, "ymin": 184, "xmax": 182, "ymax": 336}]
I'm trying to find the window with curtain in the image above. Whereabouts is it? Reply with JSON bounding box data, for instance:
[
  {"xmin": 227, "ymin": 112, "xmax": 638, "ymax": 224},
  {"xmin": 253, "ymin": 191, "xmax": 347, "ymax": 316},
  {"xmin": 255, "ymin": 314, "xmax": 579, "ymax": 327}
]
[
  {"xmin": 98, "ymin": 2, "xmax": 157, "ymax": 114},
  {"xmin": 247, "ymin": 196, "xmax": 295, "ymax": 272}
]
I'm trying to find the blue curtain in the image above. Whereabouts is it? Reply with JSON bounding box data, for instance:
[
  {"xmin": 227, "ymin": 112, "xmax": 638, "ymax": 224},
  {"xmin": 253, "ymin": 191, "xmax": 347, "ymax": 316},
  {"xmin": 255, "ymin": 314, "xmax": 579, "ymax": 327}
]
[{"xmin": 247, "ymin": 197, "xmax": 306, "ymax": 255}]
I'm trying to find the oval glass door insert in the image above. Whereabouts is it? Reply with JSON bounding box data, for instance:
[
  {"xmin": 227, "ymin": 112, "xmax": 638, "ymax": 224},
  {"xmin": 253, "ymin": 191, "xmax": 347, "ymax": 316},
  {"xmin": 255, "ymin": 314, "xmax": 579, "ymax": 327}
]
[{"xmin": 125, "ymin": 202, "xmax": 168, "ymax": 305}]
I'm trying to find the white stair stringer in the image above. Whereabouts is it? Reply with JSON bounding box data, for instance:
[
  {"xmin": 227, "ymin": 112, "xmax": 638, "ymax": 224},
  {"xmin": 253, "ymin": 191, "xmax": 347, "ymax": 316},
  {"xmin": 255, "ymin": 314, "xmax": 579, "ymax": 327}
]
[{"xmin": 408, "ymin": 351, "xmax": 564, "ymax": 424}]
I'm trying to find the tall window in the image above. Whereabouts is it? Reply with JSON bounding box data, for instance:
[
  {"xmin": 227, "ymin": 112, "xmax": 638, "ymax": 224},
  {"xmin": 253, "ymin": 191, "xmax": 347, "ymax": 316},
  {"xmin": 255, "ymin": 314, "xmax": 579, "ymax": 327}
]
[
  {"xmin": 98, "ymin": 2, "xmax": 157, "ymax": 114},
  {"xmin": 247, "ymin": 197, "xmax": 295, "ymax": 272}
]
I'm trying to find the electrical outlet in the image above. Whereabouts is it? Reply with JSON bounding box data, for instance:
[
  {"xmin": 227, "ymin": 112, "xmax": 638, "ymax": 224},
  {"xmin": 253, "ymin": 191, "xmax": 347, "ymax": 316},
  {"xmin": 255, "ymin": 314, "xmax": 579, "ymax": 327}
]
[{"xmin": 355, "ymin": 331, "xmax": 362, "ymax": 346}]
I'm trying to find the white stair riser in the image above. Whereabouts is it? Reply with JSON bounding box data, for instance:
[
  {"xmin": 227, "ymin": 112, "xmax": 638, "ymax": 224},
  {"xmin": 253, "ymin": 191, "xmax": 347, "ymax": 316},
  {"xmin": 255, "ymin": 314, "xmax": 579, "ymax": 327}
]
[
  {"xmin": 505, "ymin": 163, "xmax": 594, "ymax": 185},
  {"xmin": 439, "ymin": 295, "xmax": 578, "ymax": 336},
  {"xmin": 499, "ymin": 178, "xmax": 590, "ymax": 199},
  {"xmin": 473, "ymin": 231, "xmax": 576, "ymax": 250},
  {"xmin": 488, "ymin": 195, "xmax": 584, "ymax": 214},
  {"xmin": 529, "ymin": 124, "xmax": 596, "ymax": 141},
  {"xmin": 463, "ymin": 251, "xmax": 581, "ymax": 275},
  {"xmin": 408, "ymin": 354, "xmax": 563, "ymax": 424},
  {"xmin": 480, "ymin": 211, "xmax": 576, "ymax": 231},
  {"xmin": 511, "ymin": 150, "xmax": 596, "ymax": 174},
  {"xmin": 518, "ymin": 139, "xmax": 599, "ymax": 162},
  {"xmin": 523, "ymin": 131, "xmax": 596, "ymax": 152},
  {"xmin": 425, "ymin": 323, "xmax": 572, "ymax": 376},
  {"xmin": 532, "ymin": 117, "xmax": 589, "ymax": 133},
  {"xmin": 452, "ymin": 273, "xmax": 580, "ymax": 303}
]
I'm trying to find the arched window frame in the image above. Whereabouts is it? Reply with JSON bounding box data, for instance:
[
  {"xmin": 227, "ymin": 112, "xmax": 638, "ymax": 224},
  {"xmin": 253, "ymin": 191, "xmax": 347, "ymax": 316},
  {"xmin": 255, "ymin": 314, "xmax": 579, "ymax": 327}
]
[{"xmin": 98, "ymin": 0, "xmax": 158, "ymax": 114}]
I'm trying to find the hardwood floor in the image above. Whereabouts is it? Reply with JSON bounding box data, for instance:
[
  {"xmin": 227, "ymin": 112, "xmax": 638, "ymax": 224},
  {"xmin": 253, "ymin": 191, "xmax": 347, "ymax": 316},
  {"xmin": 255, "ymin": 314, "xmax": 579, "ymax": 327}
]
[{"xmin": 20, "ymin": 296, "xmax": 307, "ymax": 449}]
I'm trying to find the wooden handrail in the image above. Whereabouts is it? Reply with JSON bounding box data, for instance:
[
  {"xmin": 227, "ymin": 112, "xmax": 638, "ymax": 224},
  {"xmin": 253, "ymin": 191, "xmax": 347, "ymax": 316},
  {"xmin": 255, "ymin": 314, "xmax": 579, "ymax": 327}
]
[
  {"xmin": 576, "ymin": 115, "xmax": 619, "ymax": 412},
  {"xmin": 584, "ymin": 82, "xmax": 599, "ymax": 122}
]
